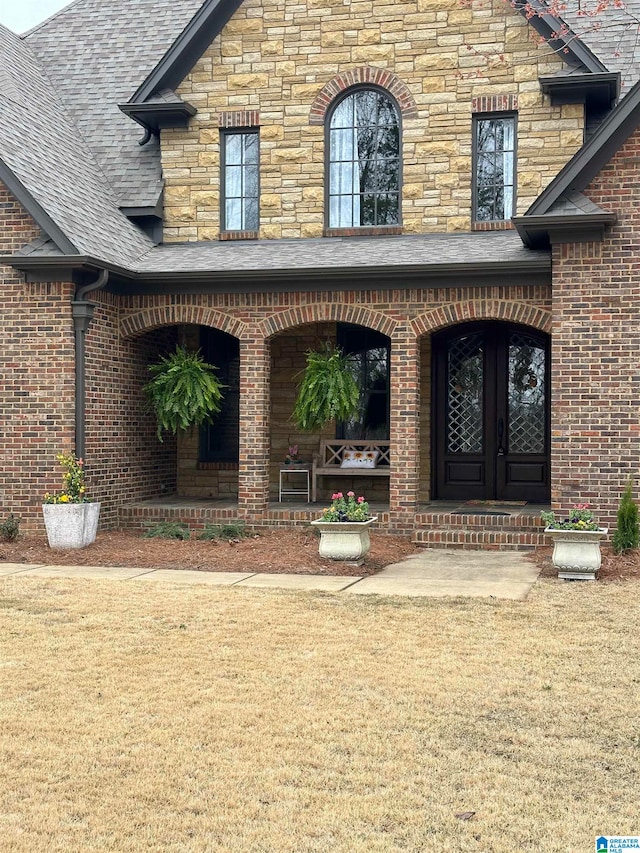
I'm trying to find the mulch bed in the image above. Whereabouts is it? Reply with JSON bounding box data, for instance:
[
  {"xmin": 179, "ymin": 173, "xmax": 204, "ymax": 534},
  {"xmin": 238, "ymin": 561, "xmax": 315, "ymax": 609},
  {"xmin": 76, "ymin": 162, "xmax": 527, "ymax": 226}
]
[
  {"xmin": 3, "ymin": 529, "xmax": 639, "ymax": 582},
  {"xmin": 0, "ymin": 528, "xmax": 421, "ymax": 577}
]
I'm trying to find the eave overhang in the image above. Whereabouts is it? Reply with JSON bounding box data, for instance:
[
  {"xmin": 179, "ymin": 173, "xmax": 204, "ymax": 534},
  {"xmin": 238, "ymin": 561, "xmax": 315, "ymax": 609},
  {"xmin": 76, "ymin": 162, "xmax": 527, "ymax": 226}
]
[
  {"xmin": 118, "ymin": 100, "xmax": 197, "ymax": 134},
  {"xmin": 512, "ymin": 212, "xmax": 617, "ymax": 249},
  {"xmin": 513, "ymin": 0, "xmax": 608, "ymax": 72},
  {"xmin": 128, "ymin": 0, "xmax": 245, "ymax": 104},
  {"xmin": 0, "ymin": 158, "xmax": 77, "ymax": 255},
  {"xmin": 539, "ymin": 72, "xmax": 620, "ymax": 110},
  {"xmin": 6, "ymin": 253, "xmax": 551, "ymax": 295}
]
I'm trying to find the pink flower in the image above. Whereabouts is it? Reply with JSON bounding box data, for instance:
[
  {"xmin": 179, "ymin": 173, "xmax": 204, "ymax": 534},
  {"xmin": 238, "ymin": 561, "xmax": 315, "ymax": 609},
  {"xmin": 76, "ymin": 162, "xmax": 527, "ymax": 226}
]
[
  {"xmin": 347, "ymin": 491, "xmax": 355, "ymax": 498},
  {"xmin": 357, "ymin": 496, "xmax": 365, "ymax": 504}
]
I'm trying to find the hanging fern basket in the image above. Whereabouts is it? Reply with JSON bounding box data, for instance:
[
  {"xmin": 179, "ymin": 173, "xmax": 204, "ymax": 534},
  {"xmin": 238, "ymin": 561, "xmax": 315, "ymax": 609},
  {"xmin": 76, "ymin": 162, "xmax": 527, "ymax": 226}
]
[
  {"xmin": 144, "ymin": 346, "xmax": 225, "ymax": 440},
  {"xmin": 292, "ymin": 344, "xmax": 360, "ymax": 432}
]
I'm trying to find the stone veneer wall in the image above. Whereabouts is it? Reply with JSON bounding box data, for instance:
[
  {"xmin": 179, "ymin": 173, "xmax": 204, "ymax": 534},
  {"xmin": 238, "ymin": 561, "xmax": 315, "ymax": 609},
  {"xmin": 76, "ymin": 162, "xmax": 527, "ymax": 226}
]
[
  {"xmin": 162, "ymin": 0, "xmax": 584, "ymax": 241},
  {"xmin": 0, "ymin": 183, "xmax": 76, "ymax": 531},
  {"xmin": 551, "ymin": 127, "xmax": 640, "ymax": 526}
]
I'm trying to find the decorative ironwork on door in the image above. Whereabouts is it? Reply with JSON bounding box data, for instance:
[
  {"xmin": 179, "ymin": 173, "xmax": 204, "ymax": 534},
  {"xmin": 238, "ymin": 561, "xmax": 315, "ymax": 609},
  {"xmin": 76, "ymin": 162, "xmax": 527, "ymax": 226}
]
[
  {"xmin": 434, "ymin": 322, "xmax": 550, "ymax": 502},
  {"xmin": 508, "ymin": 331, "xmax": 545, "ymax": 455},
  {"xmin": 447, "ymin": 333, "xmax": 483, "ymax": 454}
]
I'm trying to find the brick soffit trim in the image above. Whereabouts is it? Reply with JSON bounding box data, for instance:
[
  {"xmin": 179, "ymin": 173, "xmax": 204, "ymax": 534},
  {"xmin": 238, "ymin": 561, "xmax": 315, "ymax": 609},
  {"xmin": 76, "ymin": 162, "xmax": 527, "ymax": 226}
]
[{"xmin": 309, "ymin": 67, "xmax": 418, "ymax": 125}]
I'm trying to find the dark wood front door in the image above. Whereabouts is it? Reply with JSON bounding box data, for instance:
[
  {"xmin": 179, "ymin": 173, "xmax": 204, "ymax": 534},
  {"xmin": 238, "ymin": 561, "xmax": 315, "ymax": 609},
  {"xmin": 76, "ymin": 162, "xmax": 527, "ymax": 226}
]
[{"xmin": 433, "ymin": 322, "xmax": 550, "ymax": 502}]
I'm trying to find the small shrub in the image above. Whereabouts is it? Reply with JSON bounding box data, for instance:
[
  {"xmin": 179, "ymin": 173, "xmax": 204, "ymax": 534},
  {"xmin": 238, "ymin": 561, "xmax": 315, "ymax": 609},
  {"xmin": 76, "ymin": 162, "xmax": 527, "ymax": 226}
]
[
  {"xmin": 0, "ymin": 514, "xmax": 20, "ymax": 542},
  {"xmin": 143, "ymin": 521, "xmax": 191, "ymax": 540},
  {"xmin": 198, "ymin": 521, "xmax": 247, "ymax": 541},
  {"xmin": 612, "ymin": 479, "xmax": 639, "ymax": 554}
]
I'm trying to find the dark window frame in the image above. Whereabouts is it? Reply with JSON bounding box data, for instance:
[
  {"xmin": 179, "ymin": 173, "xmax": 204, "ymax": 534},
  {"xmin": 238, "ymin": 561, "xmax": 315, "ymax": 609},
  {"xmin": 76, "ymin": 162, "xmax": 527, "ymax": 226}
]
[
  {"xmin": 324, "ymin": 85, "xmax": 403, "ymax": 231},
  {"xmin": 198, "ymin": 327, "xmax": 240, "ymax": 464},
  {"xmin": 336, "ymin": 324, "xmax": 391, "ymax": 440},
  {"xmin": 472, "ymin": 111, "xmax": 517, "ymax": 224},
  {"xmin": 220, "ymin": 127, "xmax": 260, "ymax": 235}
]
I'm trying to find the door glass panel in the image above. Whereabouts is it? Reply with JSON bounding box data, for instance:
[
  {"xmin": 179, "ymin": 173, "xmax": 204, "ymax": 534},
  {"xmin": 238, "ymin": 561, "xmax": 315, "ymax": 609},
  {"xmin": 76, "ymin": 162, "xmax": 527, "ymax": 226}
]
[
  {"xmin": 447, "ymin": 333, "xmax": 484, "ymax": 453},
  {"xmin": 508, "ymin": 332, "xmax": 545, "ymax": 453}
]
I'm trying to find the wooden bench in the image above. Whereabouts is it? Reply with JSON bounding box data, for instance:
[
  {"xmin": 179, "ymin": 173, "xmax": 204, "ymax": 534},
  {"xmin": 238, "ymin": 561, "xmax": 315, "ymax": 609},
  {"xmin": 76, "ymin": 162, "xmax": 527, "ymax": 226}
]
[{"xmin": 312, "ymin": 441, "xmax": 391, "ymax": 503}]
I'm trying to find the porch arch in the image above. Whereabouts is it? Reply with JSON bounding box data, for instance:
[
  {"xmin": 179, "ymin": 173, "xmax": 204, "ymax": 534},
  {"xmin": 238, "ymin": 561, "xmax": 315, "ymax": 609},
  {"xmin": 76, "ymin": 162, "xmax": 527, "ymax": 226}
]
[
  {"xmin": 259, "ymin": 303, "xmax": 397, "ymax": 340},
  {"xmin": 120, "ymin": 306, "xmax": 248, "ymax": 341},
  {"xmin": 411, "ymin": 300, "xmax": 552, "ymax": 337}
]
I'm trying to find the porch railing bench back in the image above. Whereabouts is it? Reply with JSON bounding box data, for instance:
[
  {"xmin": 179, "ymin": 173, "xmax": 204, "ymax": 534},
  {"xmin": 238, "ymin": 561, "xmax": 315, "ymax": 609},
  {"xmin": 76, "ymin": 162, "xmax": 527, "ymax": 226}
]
[{"xmin": 311, "ymin": 440, "xmax": 391, "ymax": 503}]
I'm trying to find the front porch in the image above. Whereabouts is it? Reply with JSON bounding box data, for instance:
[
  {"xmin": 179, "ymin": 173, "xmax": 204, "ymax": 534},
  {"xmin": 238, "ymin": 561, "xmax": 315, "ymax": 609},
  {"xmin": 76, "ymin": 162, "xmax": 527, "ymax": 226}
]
[{"xmin": 119, "ymin": 497, "xmax": 549, "ymax": 550}]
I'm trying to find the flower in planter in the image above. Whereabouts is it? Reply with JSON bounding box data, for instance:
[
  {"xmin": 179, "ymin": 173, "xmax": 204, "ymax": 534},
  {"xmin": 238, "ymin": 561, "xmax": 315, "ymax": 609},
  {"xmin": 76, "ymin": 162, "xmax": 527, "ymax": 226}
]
[
  {"xmin": 43, "ymin": 453, "xmax": 89, "ymax": 504},
  {"xmin": 320, "ymin": 491, "xmax": 370, "ymax": 523},
  {"xmin": 541, "ymin": 503, "xmax": 601, "ymax": 531},
  {"xmin": 285, "ymin": 444, "xmax": 300, "ymax": 463}
]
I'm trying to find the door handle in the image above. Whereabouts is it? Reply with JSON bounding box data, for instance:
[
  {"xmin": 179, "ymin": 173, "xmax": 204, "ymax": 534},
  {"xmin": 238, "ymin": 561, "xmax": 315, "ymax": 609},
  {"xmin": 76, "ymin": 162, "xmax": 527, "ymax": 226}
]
[{"xmin": 497, "ymin": 417, "xmax": 505, "ymax": 456}]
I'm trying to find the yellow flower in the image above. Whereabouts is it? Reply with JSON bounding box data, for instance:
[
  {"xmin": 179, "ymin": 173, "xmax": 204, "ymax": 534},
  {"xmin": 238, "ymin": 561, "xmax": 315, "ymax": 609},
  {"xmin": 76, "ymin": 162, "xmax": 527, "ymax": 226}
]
[{"xmin": 59, "ymin": 494, "xmax": 70, "ymax": 503}]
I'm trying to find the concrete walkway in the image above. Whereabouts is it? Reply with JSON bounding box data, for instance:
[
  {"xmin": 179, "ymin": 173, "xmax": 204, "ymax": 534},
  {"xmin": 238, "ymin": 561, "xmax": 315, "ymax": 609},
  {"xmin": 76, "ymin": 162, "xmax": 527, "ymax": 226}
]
[{"xmin": 0, "ymin": 549, "xmax": 540, "ymax": 599}]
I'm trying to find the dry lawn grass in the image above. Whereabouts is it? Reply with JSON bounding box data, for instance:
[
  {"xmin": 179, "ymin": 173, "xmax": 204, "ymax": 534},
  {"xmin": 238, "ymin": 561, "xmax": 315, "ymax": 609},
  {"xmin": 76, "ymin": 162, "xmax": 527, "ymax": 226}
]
[{"xmin": 0, "ymin": 575, "xmax": 638, "ymax": 852}]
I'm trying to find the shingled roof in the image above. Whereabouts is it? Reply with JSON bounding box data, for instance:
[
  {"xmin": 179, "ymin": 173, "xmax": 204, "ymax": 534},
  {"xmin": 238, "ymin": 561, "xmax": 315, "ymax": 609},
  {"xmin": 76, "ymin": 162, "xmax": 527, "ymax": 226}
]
[
  {"xmin": 1, "ymin": 0, "xmax": 640, "ymax": 272},
  {"xmin": 24, "ymin": 0, "xmax": 205, "ymax": 208},
  {"xmin": 0, "ymin": 23, "xmax": 152, "ymax": 266}
]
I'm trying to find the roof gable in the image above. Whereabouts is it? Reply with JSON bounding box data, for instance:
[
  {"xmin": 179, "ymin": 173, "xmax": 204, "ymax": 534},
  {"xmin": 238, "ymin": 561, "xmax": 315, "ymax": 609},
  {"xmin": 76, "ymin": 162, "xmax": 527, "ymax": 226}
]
[
  {"xmin": 130, "ymin": 0, "xmax": 245, "ymax": 104},
  {"xmin": 528, "ymin": 76, "xmax": 640, "ymax": 217}
]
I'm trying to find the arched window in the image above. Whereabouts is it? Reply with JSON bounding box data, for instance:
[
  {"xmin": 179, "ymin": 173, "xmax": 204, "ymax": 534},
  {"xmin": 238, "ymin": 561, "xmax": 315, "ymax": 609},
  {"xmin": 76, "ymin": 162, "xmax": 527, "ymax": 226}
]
[{"xmin": 327, "ymin": 88, "xmax": 401, "ymax": 229}]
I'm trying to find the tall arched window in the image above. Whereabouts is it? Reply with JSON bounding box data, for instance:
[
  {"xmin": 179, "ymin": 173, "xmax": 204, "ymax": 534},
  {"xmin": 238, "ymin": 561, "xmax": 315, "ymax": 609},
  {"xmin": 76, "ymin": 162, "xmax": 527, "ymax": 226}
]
[{"xmin": 327, "ymin": 88, "xmax": 401, "ymax": 229}]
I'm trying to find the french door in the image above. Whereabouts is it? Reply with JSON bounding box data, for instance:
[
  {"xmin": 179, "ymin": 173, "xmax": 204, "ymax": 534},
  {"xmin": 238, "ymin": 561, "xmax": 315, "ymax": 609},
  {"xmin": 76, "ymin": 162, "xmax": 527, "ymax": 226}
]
[{"xmin": 433, "ymin": 322, "xmax": 550, "ymax": 502}]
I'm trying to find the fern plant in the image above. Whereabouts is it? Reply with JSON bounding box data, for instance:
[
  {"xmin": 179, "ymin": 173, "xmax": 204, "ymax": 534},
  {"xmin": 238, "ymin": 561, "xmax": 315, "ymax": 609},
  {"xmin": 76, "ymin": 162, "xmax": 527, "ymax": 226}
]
[
  {"xmin": 292, "ymin": 343, "xmax": 360, "ymax": 432},
  {"xmin": 612, "ymin": 478, "xmax": 639, "ymax": 554},
  {"xmin": 144, "ymin": 346, "xmax": 224, "ymax": 440}
]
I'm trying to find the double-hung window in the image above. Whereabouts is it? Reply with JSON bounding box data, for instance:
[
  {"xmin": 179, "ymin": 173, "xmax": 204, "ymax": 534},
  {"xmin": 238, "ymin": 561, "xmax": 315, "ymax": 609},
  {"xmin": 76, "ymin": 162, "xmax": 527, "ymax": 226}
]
[
  {"xmin": 328, "ymin": 88, "xmax": 401, "ymax": 229},
  {"xmin": 473, "ymin": 114, "xmax": 516, "ymax": 223},
  {"xmin": 221, "ymin": 130, "xmax": 259, "ymax": 233}
]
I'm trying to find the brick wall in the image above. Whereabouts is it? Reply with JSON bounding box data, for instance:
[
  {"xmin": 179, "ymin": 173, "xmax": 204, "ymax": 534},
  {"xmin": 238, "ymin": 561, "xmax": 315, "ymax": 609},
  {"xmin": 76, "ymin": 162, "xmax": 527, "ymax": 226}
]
[
  {"xmin": 163, "ymin": 0, "xmax": 583, "ymax": 240},
  {"xmin": 84, "ymin": 294, "xmax": 177, "ymax": 527},
  {"xmin": 552, "ymin": 127, "xmax": 640, "ymax": 525},
  {"xmin": 0, "ymin": 183, "xmax": 76, "ymax": 531},
  {"xmin": 119, "ymin": 284, "xmax": 551, "ymax": 516}
]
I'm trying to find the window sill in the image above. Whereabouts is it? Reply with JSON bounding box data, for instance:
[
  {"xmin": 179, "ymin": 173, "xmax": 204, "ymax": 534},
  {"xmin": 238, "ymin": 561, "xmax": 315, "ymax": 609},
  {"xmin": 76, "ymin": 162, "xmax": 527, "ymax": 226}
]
[
  {"xmin": 219, "ymin": 230, "xmax": 259, "ymax": 241},
  {"xmin": 197, "ymin": 461, "xmax": 239, "ymax": 470},
  {"xmin": 324, "ymin": 226, "xmax": 403, "ymax": 238},
  {"xmin": 471, "ymin": 220, "xmax": 514, "ymax": 231}
]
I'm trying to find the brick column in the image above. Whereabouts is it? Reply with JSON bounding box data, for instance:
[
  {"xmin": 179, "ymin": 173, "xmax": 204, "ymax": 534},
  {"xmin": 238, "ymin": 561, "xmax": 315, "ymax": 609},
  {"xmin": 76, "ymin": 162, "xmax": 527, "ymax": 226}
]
[
  {"xmin": 389, "ymin": 326, "xmax": 420, "ymax": 532},
  {"xmin": 238, "ymin": 336, "xmax": 271, "ymax": 520}
]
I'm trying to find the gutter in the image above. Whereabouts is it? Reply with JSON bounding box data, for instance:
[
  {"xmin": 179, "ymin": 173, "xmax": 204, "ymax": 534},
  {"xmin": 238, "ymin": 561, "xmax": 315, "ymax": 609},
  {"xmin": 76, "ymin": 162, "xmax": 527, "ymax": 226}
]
[
  {"xmin": 71, "ymin": 269, "xmax": 109, "ymax": 460},
  {"xmin": 7, "ymin": 252, "xmax": 551, "ymax": 287}
]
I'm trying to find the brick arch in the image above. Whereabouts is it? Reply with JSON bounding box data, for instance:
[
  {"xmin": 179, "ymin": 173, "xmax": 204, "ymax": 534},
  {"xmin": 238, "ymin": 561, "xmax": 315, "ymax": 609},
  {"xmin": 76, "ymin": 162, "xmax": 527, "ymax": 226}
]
[
  {"xmin": 119, "ymin": 305, "xmax": 248, "ymax": 341},
  {"xmin": 258, "ymin": 303, "xmax": 398, "ymax": 340},
  {"xmin": 411, "ymin": 301, "xmax": 552, "ymax": 337},
  {"xmin": 309, "ymin": 67, "xmax": 418, "ymax": 125}
]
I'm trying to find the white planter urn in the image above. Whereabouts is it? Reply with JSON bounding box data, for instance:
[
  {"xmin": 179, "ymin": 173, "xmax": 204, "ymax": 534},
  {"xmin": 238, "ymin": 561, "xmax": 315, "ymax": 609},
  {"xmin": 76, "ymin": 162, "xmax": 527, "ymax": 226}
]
[
  {"xmin": 311, "ymin": 517, "xmax": 377, "ymax": 560},
  {"xmin": 42, "ymin": 502, "xmax": 101, "ymax": 549},
  {"xmin": 545, "ymin": 527, "xmax": 608, "ymax": 580}
]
